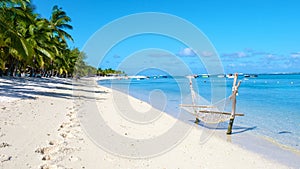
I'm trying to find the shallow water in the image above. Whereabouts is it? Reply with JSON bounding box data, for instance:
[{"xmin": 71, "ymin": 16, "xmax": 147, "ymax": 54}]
[{"xmin": 98, "ymin": 74, "xmax": 300, "ymax": 152}]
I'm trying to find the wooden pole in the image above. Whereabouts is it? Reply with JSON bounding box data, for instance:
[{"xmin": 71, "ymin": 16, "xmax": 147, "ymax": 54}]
[
  {"xmin": 188, "ymin": 76, "xmax": 201, "ymax": 124},
  {"xmin": 227, "ymin": 73, "xmax": 241, "ymax": 134},
  {"xmin": 198, "ymin": 110, "xmax": 244, "ymax": 116}
]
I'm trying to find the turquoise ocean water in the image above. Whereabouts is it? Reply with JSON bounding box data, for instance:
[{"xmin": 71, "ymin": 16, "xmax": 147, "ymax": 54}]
[{"xmin": 98, "ymin": 74, "xmax": 300, "ymax": 152}]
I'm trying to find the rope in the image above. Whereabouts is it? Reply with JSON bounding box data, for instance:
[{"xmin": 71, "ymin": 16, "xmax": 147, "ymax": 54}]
[{"xmin": 181, "ymin": 77, "xmax": 234, "ymax": 123}]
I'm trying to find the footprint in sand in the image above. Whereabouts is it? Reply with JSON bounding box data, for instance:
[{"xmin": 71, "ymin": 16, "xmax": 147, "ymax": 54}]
[
  {"xmin": 35, "ymin": 147, "xmax": 53, "ymax": 155},
  {"xmin": 68, "ymin": 155, "xmax": 80, "ymax": 162},
  {"xmin": 36, "ymin": 141, "xmax": 65, "ymax": 168},
  {"xmin": 60, "ymin": 133, "xmax": 68, "ymax": 139},
  {"xmin": 40, "ymin": 164, "xmax": 58, "ymax": 169},
  {"xmin": 0, "ymin": 142, "xmax": 10, "ymax": 148},
  {"xmin": 42, "ymin": 154, "xmax": 51, "ymax": 161},
  {"xmin": 0, "ymin": 154, "xmax": 12, "ymax": 163},
  {"xmin": 57, "ymin": 122, "xmax": 71, "ymax": 131},
  {"xmin": 49, "ymin": 140, "xmax": 59, "ymax": 146}
]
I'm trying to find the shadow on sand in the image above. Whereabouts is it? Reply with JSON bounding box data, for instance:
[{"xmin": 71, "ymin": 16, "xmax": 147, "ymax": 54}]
[
  {"xmin": 189, "ymin": 120, "xmax": 257, "ymax": 135},
  {"xmin": 0, "ymin": 77, "xmax": 107, "ymax": 101}
]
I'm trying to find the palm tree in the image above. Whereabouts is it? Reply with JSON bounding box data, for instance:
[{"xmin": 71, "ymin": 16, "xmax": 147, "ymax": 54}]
[
  {"xmin": 0, "ymin": 1, "xmax": 94, "ymax": 78},
  {"xmin": 0, "ymin": 0, "xmax": 34, "ymax": 76},
  {"xmin": 49, "ymin": 5, "xmax": 73, "ymax": 43},
  {"xmin": 25, "ymin": 18, "xmax": 57, "ymax": 76},
  {"xmin": 47, "ymin": 5, "xmax": 74, "ymax": 77}
]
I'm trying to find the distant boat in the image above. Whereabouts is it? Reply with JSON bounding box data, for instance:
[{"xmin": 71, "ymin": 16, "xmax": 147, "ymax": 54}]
[
  {"xmin": 193, "ymin": 74, "xmax": 199, "ymax": 78},
  {"xmin": 201, "ymin": 74, "xmax": 209, "ymax": 78},
  {"xmin": 186, "ymin": 75, "xmax": 199, "ymax": 78},
  {"xmin": 244, "ymin": 74, "xmax": 258, "ymax": 78},
  {"xmin": 128, "ymin": 75, "xmax": 148, "ymax": 80},
  {"xmin": 226, "ymin": 74, "xmax": 234, "ymax": 78},
  {"xmin": 217, "ymin": 74, "xmax": 225, "ymax": 78},
  {"xmin": 186, "ymin": 75, "xmax": 195, "ymax": 79},
  {"xmin": 159, "ymin": 75, "xmax": 168, "ymax": 78}
]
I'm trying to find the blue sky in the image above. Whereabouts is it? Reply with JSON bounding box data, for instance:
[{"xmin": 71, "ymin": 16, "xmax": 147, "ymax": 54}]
[{"xmin": 33, "ymin": 0, "xmax": 300, "ymax": 74}]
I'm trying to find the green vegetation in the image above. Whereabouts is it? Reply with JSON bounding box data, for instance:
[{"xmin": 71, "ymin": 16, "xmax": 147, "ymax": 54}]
[
  {"xmin": 0, "ymin": 0, "xmax": 94, "ymax": 77},
  {"xmin": 97, "ymin": 68, "xmax": 125, "ymax": 76}
]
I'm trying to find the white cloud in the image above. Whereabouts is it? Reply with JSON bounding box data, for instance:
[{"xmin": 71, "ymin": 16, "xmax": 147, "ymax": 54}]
[
  {"xmin": 222, "ymin": 51, "xmax": 249, "ymax": 58},
  {"xmin": 178, "ymin": 48, "xmax": 196, "ymax": 57},
  {"xmin": 237, "ymin": 52, "xmax": 247, "ymax": 58},
  {"xmin": 200, "ymin": 51, "xmax": 214, "ymax": 57},
  {"xmin": 252, "ymin": 51, "xmax": 270, "ymax": 56},
  {"xmin": 265, "ymin": 54, "xmax": 274, "ymax": 58},
  {"xmin": 291, "ymin": 52, "xmax": 300, "ymax": 59}
]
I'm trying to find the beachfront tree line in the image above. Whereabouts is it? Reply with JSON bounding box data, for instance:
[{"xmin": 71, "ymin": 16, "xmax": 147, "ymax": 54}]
[
  {"xmin": 0, "ymin": 0, "xmax": 96, "ymax": 77},
  {"xmin": 97, "ymin": 68, "xmax": 125, "ymax": 76}
]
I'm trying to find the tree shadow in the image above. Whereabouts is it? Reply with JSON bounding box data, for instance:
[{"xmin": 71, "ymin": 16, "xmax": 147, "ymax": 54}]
[{"xmin": 0, "ymin": 77, "xmax": 107, "ymax": 101}]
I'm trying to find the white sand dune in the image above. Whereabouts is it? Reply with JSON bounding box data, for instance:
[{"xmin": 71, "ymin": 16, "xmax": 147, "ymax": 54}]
[{"xmin": 0, "ymin": 77, "xmax": 290, "ymax": 169}]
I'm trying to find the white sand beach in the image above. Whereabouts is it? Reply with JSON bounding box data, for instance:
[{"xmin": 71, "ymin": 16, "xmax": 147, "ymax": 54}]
[{"xmin": 0, "ymin": 77, "xmax": 292, "ymax": 169}]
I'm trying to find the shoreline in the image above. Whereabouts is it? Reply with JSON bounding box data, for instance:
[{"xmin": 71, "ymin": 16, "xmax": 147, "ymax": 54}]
[
  {"xmin": 96, "ymin": 76, "xmax": 300, "ymax": 168},
  {"xmin": 258, "ymin": 134, "xmax": 300, "ymax": 155},
  {"xmin": 0, "ymin": 76, "xmax": 296, "ymax": 168},
  {"xmin": 88, "ymin": 78, "xmax": 289, "ymax": 168},
  {"xmin": 214, "ymin": 127, "xmax": 300, "ymax": 168}
]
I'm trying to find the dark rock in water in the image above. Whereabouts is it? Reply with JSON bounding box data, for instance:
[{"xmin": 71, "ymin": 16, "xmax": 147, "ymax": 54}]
[{"xmin": 278, "ymin": 131, "xmax": 292, "ymax": 134}]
